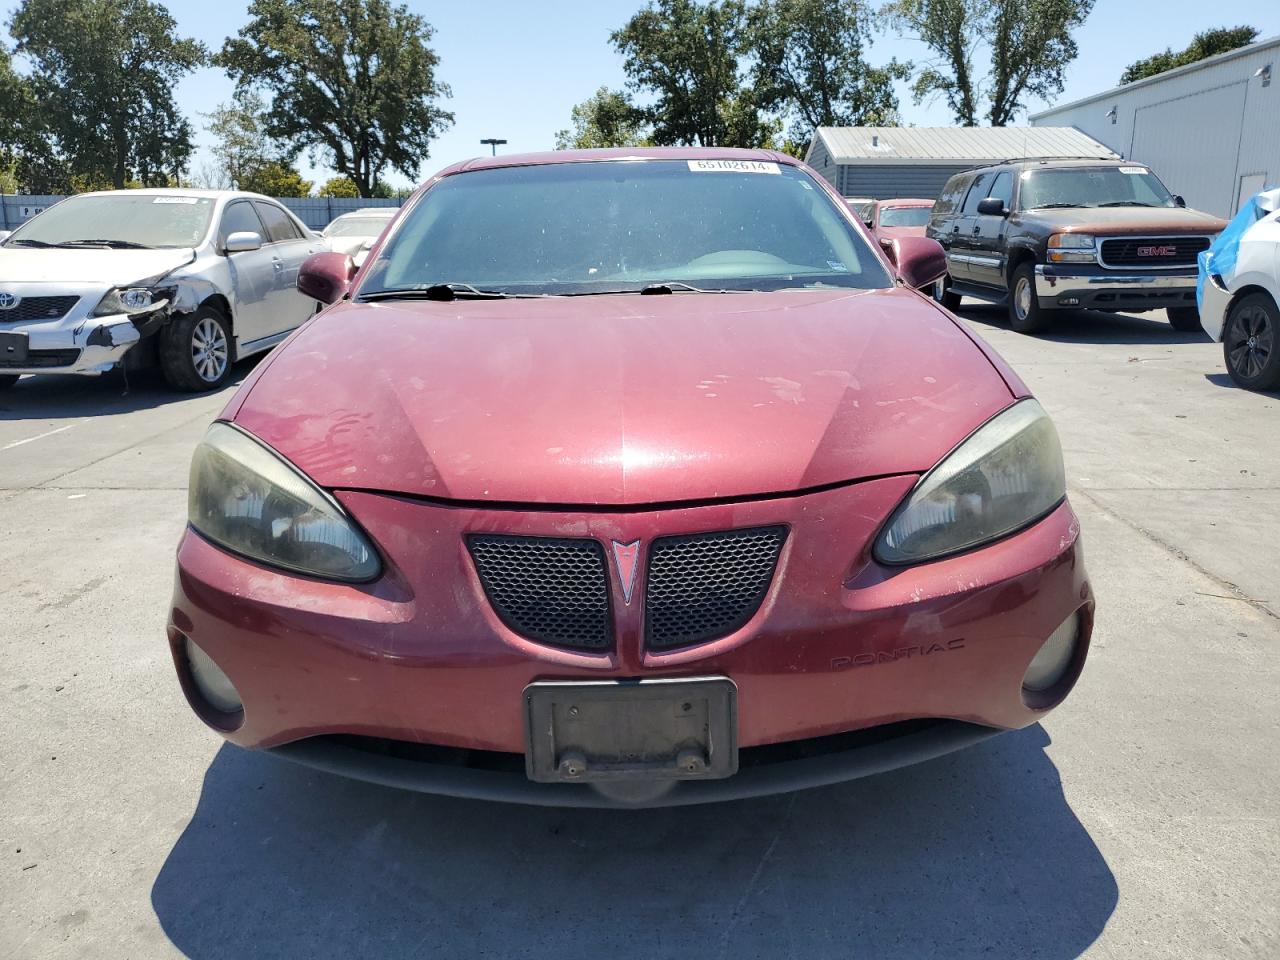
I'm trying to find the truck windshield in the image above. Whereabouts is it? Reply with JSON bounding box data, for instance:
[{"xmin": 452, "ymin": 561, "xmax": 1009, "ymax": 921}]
[
  {"xmin": 359, "ymin": 160, "xmax": 892, "ymax": 297},
  {"xmin": 1019, "ymin": 167, "xmax": 1177, "ymax": 210},
  {"xmin": 7, "ymin": 193, "xmax": 216, "ymax": 249}
]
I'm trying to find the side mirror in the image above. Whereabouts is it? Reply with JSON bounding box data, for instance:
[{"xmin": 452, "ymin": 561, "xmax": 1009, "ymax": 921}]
[
  {"xmin": 892, "ymin": 237, "xmax": 947, "ymax": 290},
  {"xmin": 879, "ymin": 236, "xmax": 896, "ymax": 263},
  {"xmin": 863, "ymin": 217, "xmax": 874, "ymax": 228},
  {"xmin": 298, "ymin": 251, "xmax": 357, "ymax": 305},
  {"xmin": 1173, "ymin": 195, "xmax": 1186, "ymax": 208},
  {"xmin": 224, "ymin": 231, "xmax": 263, "ymax": 253},
  {"xmin": 976, "ymin": 197, "xmax": 1007, "ymax": 216}
]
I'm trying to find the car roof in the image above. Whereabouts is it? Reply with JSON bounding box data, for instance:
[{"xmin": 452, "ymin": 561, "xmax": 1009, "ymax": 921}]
[
  {"xmin": 333, "ymin": 208, "xmax": 397, "ymax": 218},
  {"xmin": 435, "ymin": 146, "xmax": 797, "ymax": 178},
  {"xmin": 877, "ymin": 198, "xmax": 935, "ymax": 206},
  {"xmin": 968, "ymin": 157, "xmax": 1133, "ymax": 174}
]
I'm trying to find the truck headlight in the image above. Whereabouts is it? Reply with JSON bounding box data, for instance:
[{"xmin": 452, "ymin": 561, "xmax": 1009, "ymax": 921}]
[
  {"xmin": 188, "ymin": 422, "xmax": 380, "ymax": 582},
  {"xmin": 875, "ymin": 400, "xmax": 1066, "ymax": 564},
  {"xmin": 1046, "ymin": 233, "xmax": 1096, "ymax": 263},
  {"xmin": 92, "ymin": 285, "xmax": 173, "ymax": 317}
]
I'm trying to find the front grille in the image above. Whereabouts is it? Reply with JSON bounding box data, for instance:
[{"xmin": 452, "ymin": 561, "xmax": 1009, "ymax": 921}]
[
  {"xmin": 645, "ymin": 526, "xmax": 787, "ymax": 649},
  {"xmin": 468, "ymin": 535, "xmax": 612, "ymax": 649},
  {"xmin": 0, "ymin": 296, "xmax": 80, "ymax": 324},
  {"xmin": 1099, "ymin": 236, "xmax": 1209, "ymax": 268},
  {"xmin": 0, "ymin": 348, "xmax": 80, "ymax": 368}
]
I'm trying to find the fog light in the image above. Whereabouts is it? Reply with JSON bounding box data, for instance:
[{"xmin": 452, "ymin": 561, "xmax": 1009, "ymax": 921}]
[
  {"xmin": 1022, "ymin": 613, "xmax": 1079, "ymax": 692},
  {"xmin": 185, "ymin": 637, "xmax": 242, "ymax": 713}
]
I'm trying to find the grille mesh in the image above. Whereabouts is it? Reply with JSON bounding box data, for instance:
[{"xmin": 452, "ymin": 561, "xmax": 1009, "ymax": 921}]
[
  {"xmin": 645, "ymin": 526, "xmax": 786, "ymax": 649},
  {"xmin": 0, "ymin": 296, "xmax": 80, "ymax": 324},
  {"xmin": 1099, "ymin": 237, "xmax": 1209, "ymax": 268},
  {"xmin": 468, "ymin": 535, "xmax": 612, "ymax": 649}
]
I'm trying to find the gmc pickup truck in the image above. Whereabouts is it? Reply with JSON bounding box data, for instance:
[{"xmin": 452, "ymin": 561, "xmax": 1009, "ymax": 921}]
[{"xmin": 926, "ymin": 158, "xmax": 1228, "ymax": 333}]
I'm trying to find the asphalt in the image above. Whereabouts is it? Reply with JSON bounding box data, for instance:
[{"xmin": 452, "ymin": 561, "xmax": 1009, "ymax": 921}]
[{"xmin": 1, "ymin": 303, "xmax": 1277, "ymax": 959}]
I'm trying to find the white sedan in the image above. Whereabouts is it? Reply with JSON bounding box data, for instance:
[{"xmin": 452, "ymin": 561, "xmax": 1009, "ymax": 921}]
[
  {"xmin": 0, "ymin": 189, "xmax": 322, "ymax": 391},
  {"xmin": 1199, "ymin": 188, "xmax": 1280, "ymax": 391},
  {"xmin": 320, "ymin": 207, "xmax": 397, "ymax": 268}
]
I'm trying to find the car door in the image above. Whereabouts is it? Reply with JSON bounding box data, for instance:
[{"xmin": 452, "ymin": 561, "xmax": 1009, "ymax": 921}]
[
  {"xmin": 947, "ymin": 172, "xmax": 992, "ymax": 284},
  {"xmin": 217, "ymin": 200, "xmax": 277, "ymax": 347},
  {"xmin": 968, "ymin": 170, "xmax": 1014, "ymax": 289},
  {"xmin": 252, "ymin": 200, "xmax": 321, "ymax": 339},
  {"xmin": 927, "ymin": 174, "xmax": 969, "ymax": 271}
]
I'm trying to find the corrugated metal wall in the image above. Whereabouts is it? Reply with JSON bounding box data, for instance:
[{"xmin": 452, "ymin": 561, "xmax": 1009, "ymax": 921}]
[
  {"xmin": 830, "ymin": 164, "xmax": 969, "ymax": 200},
  {"xmin": 0, "ymin": 194, "xmax": 404, "ymax": 231},
  {"xmin": 1031, "ymin": 40, "xmax": 1280, "ymax": 216}
]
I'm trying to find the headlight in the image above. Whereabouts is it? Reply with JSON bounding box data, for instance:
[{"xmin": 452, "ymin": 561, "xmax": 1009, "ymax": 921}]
[
  {"xmin": 92, "ymin": 285, "xmax": 173, "ymax": 317},
  {"xmin": 188, "ymin": 422, "xmax": 380, "ymax": 581},
  {"xmin": 1046, "ymin": 233, "xmax": 1096, "ymax": 263},
  {"xmin": 875, "ymin": 400, "xmax": 1066, "ymax": 564}
]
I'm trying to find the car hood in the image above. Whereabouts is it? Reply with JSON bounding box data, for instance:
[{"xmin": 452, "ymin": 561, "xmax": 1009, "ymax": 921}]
[
  {"xmin": 876, "ymin": 225, "xmax": 927, "ymax": 241},
  {"xmin": 230, "ymin": 288, "xmax": 1014, "ymax": 505},
  {"xmin": 1019, "ymin": 206, "xmax": 1228, "ymax": 235},
  {"xmin": 0, "ymin": 247, "xmax": 195, "ymax": 285}
]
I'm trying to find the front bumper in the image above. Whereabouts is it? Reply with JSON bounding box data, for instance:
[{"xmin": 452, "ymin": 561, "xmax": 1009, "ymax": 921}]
[
  {"xmin": 0, "ymin": 312, "xmax": 142, "ymax": 376},
  {"xmin": 168, "ymin": 481, "xmax": 1093, "ymax": 805},
  {"xmin": 1035, "ymin": 264, "xmax": 1198, "ymax": 312}
]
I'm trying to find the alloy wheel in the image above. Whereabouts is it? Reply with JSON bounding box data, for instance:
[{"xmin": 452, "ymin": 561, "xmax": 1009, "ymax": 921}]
[
  {"xmin": 191, "ymin": 317, "xmax": 229, "ymax": 383},
  {"xmin": 1227, "ymin": 303, "xmax": 1273, "ymax": 380}
]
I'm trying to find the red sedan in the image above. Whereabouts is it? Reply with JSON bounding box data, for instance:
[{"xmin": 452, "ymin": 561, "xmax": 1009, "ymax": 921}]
[
  {"xmin": 862, "ymin": 198, "xmax": 937, "ymax": 246},
  {"xmin": 168, "ymin": 148, "xmax": 1092, "ymax": 807}
]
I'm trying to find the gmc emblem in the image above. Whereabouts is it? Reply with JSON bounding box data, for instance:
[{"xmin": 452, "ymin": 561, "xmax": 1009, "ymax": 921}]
[{"xmin": 1136, "ymin": 244, "xmax": 1177, "ymax": 257}]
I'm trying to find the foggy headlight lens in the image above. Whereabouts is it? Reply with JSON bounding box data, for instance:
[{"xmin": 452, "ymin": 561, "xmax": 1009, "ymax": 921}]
[
  {"xmin": 92, "ymin": 286, "xmax": 171, "ymax": 316},
  {"xmin": 875, "ymin": 400, "xmax": 1066, "ymax": 564},
  {"xmin": 188, "ymin": 422, "xmax": 380, "ymax": 581}
]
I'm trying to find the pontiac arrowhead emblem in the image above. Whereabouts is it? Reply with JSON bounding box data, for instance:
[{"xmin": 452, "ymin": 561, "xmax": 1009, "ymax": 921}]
[{"xmin": 611, "ymin": 540, "xmax": 641, "ymax": 604}]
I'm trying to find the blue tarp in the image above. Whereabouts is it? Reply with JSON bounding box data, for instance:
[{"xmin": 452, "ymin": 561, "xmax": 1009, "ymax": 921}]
[{"xmin": 1198, "ymin": 189, "xmax": 1276, "ymax": 312}]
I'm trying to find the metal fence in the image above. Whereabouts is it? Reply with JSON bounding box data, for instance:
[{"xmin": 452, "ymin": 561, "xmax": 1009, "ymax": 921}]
[{"xmin": 0, "ymin": 194, "xmax": 405, "ymax": 232}]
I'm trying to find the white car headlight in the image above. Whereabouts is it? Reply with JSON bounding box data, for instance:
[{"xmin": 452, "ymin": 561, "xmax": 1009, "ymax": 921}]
[
  {"xmin": 188, "ymin": 423, "xmax": 380, "ymax": 581},
  {"xmin": 92, "ymin": 285, "xmax": 173, "ymax": 317},
  {"xmin": 1046, "ymin": 233, "xmax": 1097, "ymax": 263},
  {"xmin": 875, "ymin": 400, "xmax": 1066, "ymax": 564}
]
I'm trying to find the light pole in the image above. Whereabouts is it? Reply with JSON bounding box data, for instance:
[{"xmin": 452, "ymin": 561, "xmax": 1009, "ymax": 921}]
[{"xmin": 480, "ymin": 138, "xmax": 508, "ymax": 156}]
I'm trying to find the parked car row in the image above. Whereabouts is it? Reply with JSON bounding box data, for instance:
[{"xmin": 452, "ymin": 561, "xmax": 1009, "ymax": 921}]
[{"xmin": 0, "ymin": 192, "xmax": 396, "ymax": 391}]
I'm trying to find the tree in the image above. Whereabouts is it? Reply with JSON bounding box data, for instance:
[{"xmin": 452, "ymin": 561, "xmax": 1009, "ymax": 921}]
[
  {"xmin": 1121, "ymin": 26, "xmax": 1258, "ymax": 84},
  {"xmin": 317, "ymin": 176, "xmax": 359, "ymax": 198},
  {"xmin": 555, "ymin": 87, "xmax": 651, "ymax": 149},
  {"xmin": 749, "ymin": 0, "xmax": 908, "ymax": 149},
  {"xmin": 240, "ymin": 161, "xmax": 312, "ymax": 197},
  {"xmin": 883, "ymin": 0, "xmax": 1094, "ymax": 126},
  {"xmin": 9, "ymin": 0, "xmax": 206, "ymax": 188},
  {"xmin": 218, "ymin": 0, "xmax": 453, "ymax": 197},
  {"xmin": 204, "ymin": 92, "xmax": 276, "ymax": 188},
  {"xmin": 612, "ymin": 0, "xmax": 772, "ymax": 147}
]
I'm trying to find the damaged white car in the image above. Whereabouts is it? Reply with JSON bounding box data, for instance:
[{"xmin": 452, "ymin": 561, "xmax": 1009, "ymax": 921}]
[
  {"xmin": 0, "ymin": 189, "xmax": 321, "ymax": 391},
  {"xmin": 1199, "ymin": 187, "xmax": 1280, "ymax": 391}
]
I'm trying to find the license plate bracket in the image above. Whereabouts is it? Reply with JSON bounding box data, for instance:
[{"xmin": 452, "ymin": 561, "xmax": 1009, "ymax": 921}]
[
  {"xmin": 0, "ymin": 332, "xmax": 29, "ymax": 364},
  {"xmin": 524, "ymin": 677, "xmax": 737, "ymax": 783}
]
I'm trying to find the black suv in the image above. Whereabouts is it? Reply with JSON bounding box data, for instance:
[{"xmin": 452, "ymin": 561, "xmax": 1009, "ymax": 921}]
[{"xmin": 926, "ymin": 158, "xmax": 1227, "ymax": 333}]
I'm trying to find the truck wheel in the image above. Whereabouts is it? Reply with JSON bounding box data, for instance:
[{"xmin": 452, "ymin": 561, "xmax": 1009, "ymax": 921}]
[
  {"xmin": 1009, "ymin": 262, "xmax": 1050, "ymax": 334},
  {"xmin": 1223, "ymin": 292, "xmax": 1280, "ymax": 391},
  {"xmin": 1166, "ymin": 306, "xmax": 1203, "ymax": 332},
  {"xmin": 159, "ymin": 306, "xmax": 234, "ymax": 392},
  {"xmin": 933, "ymin": 275, "xmax": 962, "ymax": 311}
]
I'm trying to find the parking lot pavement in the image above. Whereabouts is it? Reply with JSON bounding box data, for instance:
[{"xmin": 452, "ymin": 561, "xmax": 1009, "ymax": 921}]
[{"xmin": 1, "ymin": 309, "xmax": 1277, "ymax": 960}]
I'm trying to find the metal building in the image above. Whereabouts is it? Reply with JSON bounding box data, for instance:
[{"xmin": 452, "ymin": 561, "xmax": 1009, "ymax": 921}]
[
  {"xmin": 804, "ymin": 126, "xmax": 1117, "ymax": 200},
  {"xmin": 1031, "ymin": 35, "xmax": 1279, "ymax": 217}
]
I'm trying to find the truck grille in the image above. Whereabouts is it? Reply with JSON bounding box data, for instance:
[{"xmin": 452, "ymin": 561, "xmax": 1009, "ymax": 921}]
[
  {"xmin": 1099, "ymin": 236, "xmax": 1210, "ymax": 268},
  {"xmin": 468, "ymin": 535, "xmax": 612, "ymax": 650},
  {"xmin": 0, "ymin": 348, "xmax": 80, "ymax": 368},
  {"xmin": 0, "ymin": 296, "xmax": 80, "ymax": 324},
  {"xmin": 645, "ymin": 526, "xmax": 787, "ymax": 649}
]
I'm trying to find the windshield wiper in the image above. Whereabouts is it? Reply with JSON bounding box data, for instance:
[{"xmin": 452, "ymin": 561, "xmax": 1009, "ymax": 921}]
[
  {"xmin": 53, "ymin": 239, "xmax": 155, "ymax": 249},
  {"xmin": 4, "ymin": 237, "xmax": 55, "ymax": 247},
  {"xmin": 360, "ymin": 283, "xmax": 539, "ymax": 302},
  {"xmin": 1095, "ymin": 201, "xmax": 1156, "ymax": 207},
  {"xmin": 638, "ymin": 281, "xmax": 757, "ymax": 295},
  {"xmin": 1034, "ymin": 203, "xmax": 1084, "ymax": 209}
]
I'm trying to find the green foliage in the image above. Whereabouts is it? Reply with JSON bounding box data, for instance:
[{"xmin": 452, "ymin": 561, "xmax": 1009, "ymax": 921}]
[
  {"xmin": 1120, "ymin": 26, "xmax": 1258, "ymax": 84},
  {"xmin": 884, "ymin": 0, "xmax": 1094, "ymax": 126},
  {"xmin": 217, "ymin": 0, "xmax": 453, "ymax": 197},
  {"xmin": 611, "ymin": 0, "xmax": 771, "ymax": 147},
  {"xmin": 317, "ymin": 176, "xmax": 360, "ymax": 198},
  {"xmin": 555, "ymin": 87, "xmax": 651, "ymax": 149},
  {"xmin": 749, "ymin": 0, "xmax": 908, "ymax": 149},
  {"xmin": 9, "ymin": 0, "xmax": 206, "ymax": 188},
  {"xmin": 204, "ymin": 92, "xmax": 296, "ymax": 190},
  {"xmin": 240, "ymin": 160, "xmax": 312, "ymax": 197}
]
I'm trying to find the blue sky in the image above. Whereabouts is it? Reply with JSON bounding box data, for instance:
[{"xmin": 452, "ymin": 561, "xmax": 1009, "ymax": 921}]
[{"xmin": 7, "ymin": 0, "xmax": 1280, "ymax": 188}]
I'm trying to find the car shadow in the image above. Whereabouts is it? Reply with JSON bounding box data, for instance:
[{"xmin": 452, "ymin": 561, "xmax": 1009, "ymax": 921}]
[
  {"xmin": 958, "ymin": 302, "xmax": 1211, "ymax": 346},
  {"xmin": 151, "ymin": 726, "xmax": 1117, "ymax": 960},
  {"xmin": 1203, "ymin": 372, "xmax": 1280, "ymax": 397},
  {"xmin": 0, "ymin": 356, "xmax": 262, "ymax": 421}
]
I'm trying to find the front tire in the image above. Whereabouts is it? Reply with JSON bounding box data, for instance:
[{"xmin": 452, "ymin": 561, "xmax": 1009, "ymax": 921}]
[
  {"xmin": 1009, "ymin": 262, "xmax": 1050, "ymax": 333},
  {"xmin": 159, "ymin": 306, "xmax": 234, "ymax": 392},
  {"xmin": 933, "ymin": 275, "xmax": 962, "ymax": 311},
  {"xmin": 1223, "ymin": 292, "xmax": 1280, "ymax": 391},
  {"xmin": 1167, "ymin": 306, "xmax": 1203, "ymax": 332}
]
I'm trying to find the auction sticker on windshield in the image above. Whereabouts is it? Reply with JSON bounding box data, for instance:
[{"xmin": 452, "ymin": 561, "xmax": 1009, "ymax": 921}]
[
  {"xmin": 687, "ymin": 159, "xmax": 780, "ymax": 174},
  {"xmin": 1119, "ymin": 167, "xmax": 1149, "ymax": 175},
  {"xmin": 152, "ymin": 197, "xmax": 201, "ymax": 204}
]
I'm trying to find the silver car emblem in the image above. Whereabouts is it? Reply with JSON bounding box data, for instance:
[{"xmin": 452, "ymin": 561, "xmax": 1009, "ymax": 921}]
[{"xmin": 0, "ymin": 292, "xmax": 19, "ymax": 310}]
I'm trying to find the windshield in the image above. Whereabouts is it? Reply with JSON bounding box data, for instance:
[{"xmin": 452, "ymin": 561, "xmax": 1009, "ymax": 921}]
[
  {"xmin": 324, "ymin": 216, "xmax": 393, "ymax": 238},
  {"xmin": 1019, "ymin": 167, "xmax": 1176, "ymax": 210},
  {"xmin": 6, "ymin": 194, "xmax": 216, "ymax": 248},
  {"xmin": 360, "ymin": 160, "xmax": 892, "ymax": 297},
  {"xmin": 879, "ymin": 206, "xmax": 933, "ymax": 227}
]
